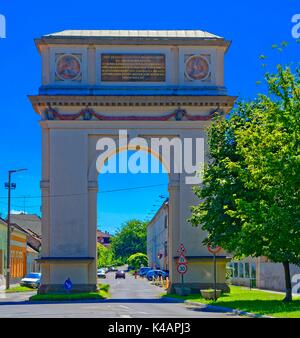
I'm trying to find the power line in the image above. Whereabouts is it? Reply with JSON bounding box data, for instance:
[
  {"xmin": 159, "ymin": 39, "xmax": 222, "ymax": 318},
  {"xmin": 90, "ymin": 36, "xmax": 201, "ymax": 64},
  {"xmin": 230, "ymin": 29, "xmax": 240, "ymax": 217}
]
[{"xmin": 0, "ymin": 183, "xmax": 168, "ymax": 200}]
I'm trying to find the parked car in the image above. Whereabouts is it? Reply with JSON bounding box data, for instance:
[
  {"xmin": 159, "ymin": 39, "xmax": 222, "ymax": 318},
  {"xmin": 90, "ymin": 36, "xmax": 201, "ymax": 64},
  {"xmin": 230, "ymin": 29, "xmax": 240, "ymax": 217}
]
[
  {"xmin": 97, "ymin": 269, "xmax": 106, "ymax": 279},
  {"xmin": 20, "ymin": 272, "xmax": 41, "ymax": 288},
  {"xmin": 138, "ymin": 267, "xmax": 151, "ymax": 277},
  {"xmin": 107, "ymin": 266, "xmax": 117, "ymax": 272},
  {"xmin": 115, "ymin": 270, "xmax": 126, "ymax": 279},
  {"xmin": 146, "ymin": 269, "xmax": 168, "ymax": 281}
]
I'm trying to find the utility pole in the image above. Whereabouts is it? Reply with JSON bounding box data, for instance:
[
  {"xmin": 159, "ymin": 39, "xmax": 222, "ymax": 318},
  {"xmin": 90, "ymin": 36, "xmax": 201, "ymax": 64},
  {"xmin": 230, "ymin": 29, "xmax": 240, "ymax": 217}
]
[{"xmin": 5, "ymin": 168, "xmax": 27, "ymax": 290}]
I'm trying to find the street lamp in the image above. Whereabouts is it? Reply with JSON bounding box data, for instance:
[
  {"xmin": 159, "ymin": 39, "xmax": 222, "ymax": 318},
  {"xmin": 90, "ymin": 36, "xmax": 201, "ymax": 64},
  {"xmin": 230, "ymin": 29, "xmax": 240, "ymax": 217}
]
[{"xmin": 5, "ymin": 168, "xmax": 27, "ymax": 289}]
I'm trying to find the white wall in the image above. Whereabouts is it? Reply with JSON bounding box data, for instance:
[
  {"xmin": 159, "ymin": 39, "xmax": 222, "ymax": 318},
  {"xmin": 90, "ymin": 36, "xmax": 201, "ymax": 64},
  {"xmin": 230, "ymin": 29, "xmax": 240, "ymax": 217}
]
[
  {"xmin": 258, "ymin": 263, "xmax": 300, "ymax": 292},
  {"xmin": 147, "ymin": 204, "xmax": 168, "ymax": 270}
]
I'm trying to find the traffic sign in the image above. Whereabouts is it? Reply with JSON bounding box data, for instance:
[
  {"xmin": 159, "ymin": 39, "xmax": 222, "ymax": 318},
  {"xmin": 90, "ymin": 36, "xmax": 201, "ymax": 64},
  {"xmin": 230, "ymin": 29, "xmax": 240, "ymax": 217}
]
[
  {"xmin": 208, "ymin": 245, "xmax": 222, "ymax": 255},
  {"xmin": 177, "ymin": 254, "xmax": 188, "ymax": 265},
  {"xmin": 64, "ymin": 278, "xmax": 73, "ymax": 292},
  {"xmin": 177, "ymin": 243, "xmax": 187, "ymax": 255},
  {"xmin": 177, "ymin": 264, "xmax": 188, "ymax": 275}
]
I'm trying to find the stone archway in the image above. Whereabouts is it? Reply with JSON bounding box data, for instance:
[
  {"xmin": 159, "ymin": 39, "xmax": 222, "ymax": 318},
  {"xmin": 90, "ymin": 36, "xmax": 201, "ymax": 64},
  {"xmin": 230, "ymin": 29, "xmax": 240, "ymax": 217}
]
[{"xmin": 29, "ymin": 30, "xmax": 236, "ymax": 294}]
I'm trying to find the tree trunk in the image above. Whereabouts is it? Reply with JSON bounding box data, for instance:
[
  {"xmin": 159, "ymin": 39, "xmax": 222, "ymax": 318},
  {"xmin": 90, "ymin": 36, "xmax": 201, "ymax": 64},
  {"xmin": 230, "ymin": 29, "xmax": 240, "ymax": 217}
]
[{"xmin": 283, "ymin": 261, "xmax": 292, "ymax": 302}]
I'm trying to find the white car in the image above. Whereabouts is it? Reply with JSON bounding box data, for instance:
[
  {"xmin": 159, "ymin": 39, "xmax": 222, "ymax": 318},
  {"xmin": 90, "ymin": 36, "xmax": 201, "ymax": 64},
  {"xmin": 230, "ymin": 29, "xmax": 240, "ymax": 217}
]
[
  {"xmin": 20, "ymin": 273, "xmax": 41, "ymax": 288},
  {"xmin": 97, "ymin": 269, "xmax": 106, "ymax": 279}
]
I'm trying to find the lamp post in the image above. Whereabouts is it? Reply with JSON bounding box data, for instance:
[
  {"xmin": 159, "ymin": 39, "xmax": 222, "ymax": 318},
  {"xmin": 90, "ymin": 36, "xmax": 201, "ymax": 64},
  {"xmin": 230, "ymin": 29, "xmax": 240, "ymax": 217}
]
[{"xmin": 5, "ymin": 168, "xmax": 27, "ymax": 290}]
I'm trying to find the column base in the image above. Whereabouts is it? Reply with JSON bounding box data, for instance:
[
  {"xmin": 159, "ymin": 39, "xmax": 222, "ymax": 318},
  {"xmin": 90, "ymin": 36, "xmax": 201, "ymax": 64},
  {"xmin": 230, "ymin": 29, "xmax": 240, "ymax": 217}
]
[{"xmin": 38, "ymin": 284, "xmax": 98, "ymax": 294}]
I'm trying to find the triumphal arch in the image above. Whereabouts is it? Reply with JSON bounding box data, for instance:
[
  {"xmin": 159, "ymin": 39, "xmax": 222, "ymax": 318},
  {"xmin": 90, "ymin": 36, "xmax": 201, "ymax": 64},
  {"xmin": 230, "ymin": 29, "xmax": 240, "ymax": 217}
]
[{"xmin": 29, "ymin": 30, "xmax": 235, "ymax": 293}]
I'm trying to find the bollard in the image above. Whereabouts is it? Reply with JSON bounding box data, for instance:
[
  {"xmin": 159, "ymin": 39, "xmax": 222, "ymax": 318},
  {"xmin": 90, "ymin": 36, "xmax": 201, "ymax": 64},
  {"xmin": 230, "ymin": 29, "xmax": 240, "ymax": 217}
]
[{"xmin": 166, "ymin": 277, "xmax": 169, "ymax": 290}]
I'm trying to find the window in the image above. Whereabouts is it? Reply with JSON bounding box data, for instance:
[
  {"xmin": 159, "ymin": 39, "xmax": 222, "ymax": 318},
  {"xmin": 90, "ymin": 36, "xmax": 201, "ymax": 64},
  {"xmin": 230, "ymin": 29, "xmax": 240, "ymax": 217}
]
[
  {"xmin": 239, "ymin": 263, "xmax": 244, "ymax": 278},
  {"xmin": 164, "ymin": 215, "xmax": 168, "ymax": 229},
  {"xmin": 245, "ymin": 262, "xmax": 250, "ymax": 278},
  {"xmin": 251, "ymin": 262, "xmax": 256, "ymax": 279},
  {"xmin": 234, "ymin": 263, "xmax": 238, "ymax": 278},
  {"xmin": 164, "ymin": 241, "xmax": 168, "ymax": 257}
]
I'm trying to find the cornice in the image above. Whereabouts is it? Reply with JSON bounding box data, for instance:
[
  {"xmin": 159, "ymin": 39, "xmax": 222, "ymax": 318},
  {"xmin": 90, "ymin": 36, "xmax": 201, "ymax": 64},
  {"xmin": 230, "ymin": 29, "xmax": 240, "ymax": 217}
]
[
  {"xmin": 35, "ymin": 38, "xmax": 231, "ymax": 53},
  {"xmin": 29, "ymin": 95, "xmax": 237, "ymax": 109}
]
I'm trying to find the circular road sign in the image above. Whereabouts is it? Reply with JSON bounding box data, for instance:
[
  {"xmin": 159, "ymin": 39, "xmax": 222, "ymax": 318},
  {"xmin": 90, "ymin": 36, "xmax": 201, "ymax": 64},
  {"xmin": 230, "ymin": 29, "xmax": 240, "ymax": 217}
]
[
  {"xmin": 177, "ymin": 264, "xmax": 188, "ymax": 275},
  {"xmin": 208, "ymin": 245, "xmax": 222, "ymax": 255}
]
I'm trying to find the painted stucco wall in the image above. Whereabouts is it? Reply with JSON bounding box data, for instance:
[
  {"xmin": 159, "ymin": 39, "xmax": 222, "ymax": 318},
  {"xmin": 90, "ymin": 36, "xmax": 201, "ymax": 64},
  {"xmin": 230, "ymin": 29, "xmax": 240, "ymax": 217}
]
[
  {"xmin": 258, "ymin": 263, "xmax": 300, "ymax": 292},
  {"xmin": 147, "ymin": 203, "xmax": 168, "ymax": 270},
  {"xmin": 0, "ymin": 221, "xmax": 7, "ymax": 287}
]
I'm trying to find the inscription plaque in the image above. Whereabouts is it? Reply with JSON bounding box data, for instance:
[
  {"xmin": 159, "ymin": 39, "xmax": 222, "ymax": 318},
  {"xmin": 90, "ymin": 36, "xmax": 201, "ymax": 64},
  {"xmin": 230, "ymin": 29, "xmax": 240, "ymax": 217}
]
[{"xmin": 101, "ymin": 54, "xmax": 166, "ymax": 82}]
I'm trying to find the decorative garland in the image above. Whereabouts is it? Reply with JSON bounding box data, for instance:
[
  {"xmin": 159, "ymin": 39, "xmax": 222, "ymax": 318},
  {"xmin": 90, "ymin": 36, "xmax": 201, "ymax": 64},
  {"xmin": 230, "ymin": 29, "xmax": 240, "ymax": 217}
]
[{"xmin": 44, "ymin": 107, "xmax": 218, "ymax": 122}]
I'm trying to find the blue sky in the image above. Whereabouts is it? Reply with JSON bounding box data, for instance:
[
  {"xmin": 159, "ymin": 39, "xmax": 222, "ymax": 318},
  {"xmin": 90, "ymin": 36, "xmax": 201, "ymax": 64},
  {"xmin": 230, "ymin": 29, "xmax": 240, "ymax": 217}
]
[{"xmin": 0, "ymin": 0, "xmax": 299, "ymax": 234}]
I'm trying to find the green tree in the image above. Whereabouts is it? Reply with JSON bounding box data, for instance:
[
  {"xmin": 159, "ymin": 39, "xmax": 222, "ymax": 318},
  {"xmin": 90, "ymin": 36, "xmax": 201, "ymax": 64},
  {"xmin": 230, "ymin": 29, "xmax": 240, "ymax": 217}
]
[
  {"xmin": 111, "ymin": 220, "xmax": 147, "ymax": 263},
  {"xmin": 127, "ymin": 253, "xmax": 148, "ymax": 269},
  {"xmin": 97, "ymin": 243, "xmax": 113, "ymax": 268},
  {"xmin": 189, "ymin": 64, "xmax": 300, "ymax": 302}
]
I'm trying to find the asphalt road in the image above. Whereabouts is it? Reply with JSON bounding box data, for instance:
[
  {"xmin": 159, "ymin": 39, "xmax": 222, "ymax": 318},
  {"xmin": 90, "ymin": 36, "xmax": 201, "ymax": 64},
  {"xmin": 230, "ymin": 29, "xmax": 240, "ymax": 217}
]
[{"xmin": 0, "ymin": 272, "xmax": 240, "ymax": 318}]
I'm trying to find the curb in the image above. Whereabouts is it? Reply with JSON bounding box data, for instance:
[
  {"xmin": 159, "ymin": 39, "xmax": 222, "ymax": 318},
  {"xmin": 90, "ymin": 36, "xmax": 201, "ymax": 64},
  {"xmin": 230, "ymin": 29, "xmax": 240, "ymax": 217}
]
[{"xmin": 163, "ymin": 297, "xmax": 273, "ymax": 318}]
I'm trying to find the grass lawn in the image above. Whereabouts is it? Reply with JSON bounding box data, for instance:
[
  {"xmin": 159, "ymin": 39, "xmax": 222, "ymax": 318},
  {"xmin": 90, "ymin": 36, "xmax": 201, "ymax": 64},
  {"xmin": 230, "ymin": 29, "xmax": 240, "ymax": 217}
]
[
  {"xmin": 6, "ymin": 286, "xmax": 36, "ymax": 293},
  {"xmin": 164, "ymin": 285, "xmax": 300, "ymax": 318},
  {"xmin": 29, "ymin": 283, "xmax": 110, "ymax": 302}
]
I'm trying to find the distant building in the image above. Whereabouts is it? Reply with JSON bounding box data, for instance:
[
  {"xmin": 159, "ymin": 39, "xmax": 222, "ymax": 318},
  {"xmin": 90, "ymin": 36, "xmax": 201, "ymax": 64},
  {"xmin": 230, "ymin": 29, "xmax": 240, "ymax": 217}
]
[
  {"xmin": 0, "ymin": 218, "xmax": 27, "ymax": 284},
  {"xmin": 147, "ymin": 200, "xmax": 169, "ymax": 270},
  {"xmin": 0, "ymin": 215, "xmax": 41, "ymax": 287},
  {"xmin": 96, "ymin": 230, "xmax": 112, "ymax": 247},
  {"xmin": 0, "ymin": 218, "xmax": 7, "ymax": 286},
  {"xmin": 11, "ymin": 224, "xmax": 41, "ymax": 274},
  {"xmin": 26, "ymin": 245, "xmax": 40, "ymax": 274}
]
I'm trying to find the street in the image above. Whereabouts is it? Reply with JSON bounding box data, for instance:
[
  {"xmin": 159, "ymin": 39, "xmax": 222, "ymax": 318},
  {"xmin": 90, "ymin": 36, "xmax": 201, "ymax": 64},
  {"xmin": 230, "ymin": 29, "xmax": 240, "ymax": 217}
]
[{"xmin": 0, "ymin": 271, "xmax": 240, "ymax": 318}]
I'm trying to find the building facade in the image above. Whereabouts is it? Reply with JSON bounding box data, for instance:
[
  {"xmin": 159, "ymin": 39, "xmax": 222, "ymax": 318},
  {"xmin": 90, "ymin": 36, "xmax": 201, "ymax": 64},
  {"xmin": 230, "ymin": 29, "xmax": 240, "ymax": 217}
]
[
  {"xmin": 11, "ymin": 214, "xmax": 42, "ymax": 274},
  {"xmin": 10, "ymin": 226, "xmax": 27, "ymax": 281},
  {"xmin": 0, "ymin": 217, "xmax": 41, "ymax": 288},
  {"xmin": 229, "ymin": 257, "xmax": 300, "ymax": 292},
  {"xmin": 0, "ymin": 219, "xmax": 7, "ymax": 287},
  {"xmin": 0, "ymin": 219, "xmax": 28, "ymax": 283},
  {"xmin": 29, "ymin": 29, "xmax": 236, "ymax": 293},
  {"xmin": 26, "ymin": 246, "xmax": 40, "ymax": 274},
  {"xmin": 147, "ymin": 200, "xmax": 168, "ymax": 270}
]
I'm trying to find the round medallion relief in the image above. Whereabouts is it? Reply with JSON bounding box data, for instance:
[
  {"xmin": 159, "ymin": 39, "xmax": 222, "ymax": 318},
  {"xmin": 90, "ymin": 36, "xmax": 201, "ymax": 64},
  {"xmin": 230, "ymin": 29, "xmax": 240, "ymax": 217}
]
[
  {"xmin": 56, "ymin": 54, "xmax": 81, "ymax": 81},
  {"xmin": 185, "ymin": 55, "xmax": 210, "ymax": 81}
]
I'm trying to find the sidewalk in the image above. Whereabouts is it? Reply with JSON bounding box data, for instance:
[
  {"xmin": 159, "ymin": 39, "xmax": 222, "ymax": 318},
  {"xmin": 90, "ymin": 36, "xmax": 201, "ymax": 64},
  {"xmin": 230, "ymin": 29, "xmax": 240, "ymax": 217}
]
[
  {"xmin": 0, "ymin": 283, "xmax": 21, "ymax": 292},
  {"xmin": 248, "ymin": 287, "xmax": 300, "ymax": 298}
]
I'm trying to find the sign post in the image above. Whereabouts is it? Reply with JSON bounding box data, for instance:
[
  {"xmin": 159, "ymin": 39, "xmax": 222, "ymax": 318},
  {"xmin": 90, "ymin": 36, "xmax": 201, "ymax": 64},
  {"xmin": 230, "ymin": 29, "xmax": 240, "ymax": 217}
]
[
  {"xmin": 177, "ymin": 244, "xmax": 188, "ymax": 286},
  {"xmin": 208, "ymin": 245, "xmax": 222, "ymax": 301}
]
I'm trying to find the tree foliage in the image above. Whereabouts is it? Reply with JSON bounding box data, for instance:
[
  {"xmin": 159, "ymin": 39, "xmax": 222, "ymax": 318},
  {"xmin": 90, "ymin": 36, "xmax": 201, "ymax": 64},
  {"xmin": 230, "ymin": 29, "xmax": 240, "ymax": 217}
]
[
  {"xmin": 110, "ymin": 220, "xmax": 147, "ymax": 263},
  {"xmin": 189, "ymin": 64, "xmax": 300, "ymax": 301},
  {"xmin": 127, "ymin": 253, "xmax": 148, "ymax": 269},
  {"xmin": 97, "ymin": 243, "xmax": 114, "ymax": 268}
]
